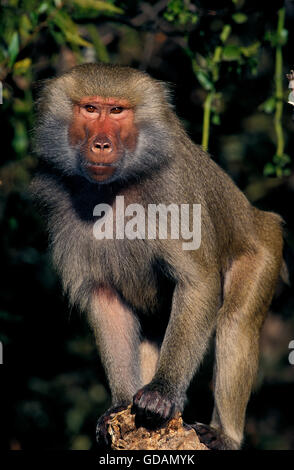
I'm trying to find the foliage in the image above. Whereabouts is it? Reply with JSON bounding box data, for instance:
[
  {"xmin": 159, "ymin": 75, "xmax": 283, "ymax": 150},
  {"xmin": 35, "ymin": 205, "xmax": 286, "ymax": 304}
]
[{"xmin": 164, "ymin": 0, "xmax": 198, "ymax": 26}]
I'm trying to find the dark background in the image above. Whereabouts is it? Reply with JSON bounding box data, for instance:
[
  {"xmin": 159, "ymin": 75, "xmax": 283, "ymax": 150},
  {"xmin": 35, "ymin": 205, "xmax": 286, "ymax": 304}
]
[{"xmin": 0, "ymin": 0, "xmax": 294, "ymax": 450}]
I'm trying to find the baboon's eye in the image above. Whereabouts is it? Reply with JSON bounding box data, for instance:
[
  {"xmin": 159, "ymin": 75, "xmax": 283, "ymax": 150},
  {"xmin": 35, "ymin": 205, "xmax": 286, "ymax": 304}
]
[
  {"xmin": 110, "ymin": 107, "xmax": 124, "ymax": 114},
  {"xmin": 85, "ymin": 105, "xmax": 96, "ymax": 113}
]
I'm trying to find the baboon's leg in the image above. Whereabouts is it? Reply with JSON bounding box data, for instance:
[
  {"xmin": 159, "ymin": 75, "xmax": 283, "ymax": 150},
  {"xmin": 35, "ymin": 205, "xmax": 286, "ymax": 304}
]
[{"xmin": 206, "ymin": 244, "xmax": 282, "ymax": 449}]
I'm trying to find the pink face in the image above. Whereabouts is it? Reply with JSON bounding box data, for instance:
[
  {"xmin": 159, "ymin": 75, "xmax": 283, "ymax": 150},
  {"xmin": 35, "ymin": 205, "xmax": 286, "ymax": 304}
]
[{"xmin": 68, "ymin": 96, "xmax": 138, "ymax": 182}]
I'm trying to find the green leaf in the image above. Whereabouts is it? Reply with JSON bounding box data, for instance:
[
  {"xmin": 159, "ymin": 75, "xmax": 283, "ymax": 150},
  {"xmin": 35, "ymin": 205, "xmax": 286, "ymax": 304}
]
[
  {"xmin": 196, "ymin": 70, "xmax": 213, "ymax": 91},
  {"xmin": 48, "ymin": 25, "xmax": 64, "ymax": 46},
  {"xmin": 51, "ymin": 11, "xmax": 92, "ymax": 47},
  {"xmin": 265, "ymin": 29, "xmax": 288, "ymax": 47},
  {"xmin": 12, "ymin": 120, "xmax": 28, "ymax": 154},
  {"xmin": 220, "ymin": 25, "xmax": 231, "ymax": 43},
  {"xmin": 8, "ymin": 32, "xmax": 19, "ymax": 67},
  {"xmin": 64, "ymin": 31, "xmax": 92, "ymax": 47},
  {"xmin": 164, "ymin": 0, "xmax": 197, "ymax": 25},
  {"xmin": 222, "ymin": 45, "xmax": 241, "ymax": 61},
  {"xmin": 240, "ymin": 42, "xmax": 260, "ymax": 58},
  {"xmin": 232, "ymin": 13, "xmax": 247, "ymax": 24},
  {"xmin": 13, "ymin": 98, "xmax": 32, "ymax": 113},
  {"xmin": 283, "ymin": 168, "xmax": 291, "ymax": 176},
  {"xmin": 273, "ymin": 153, "xmax": 291, "ymax": 166},
  {"xmin": 260, "ymin": 96, "xmax": 276, "ymax": 114},
  {"xmin": 164, "ymin": 12, "xmax": 174, "ymax": 22},
  {"xmin": 29, "ymin": 12, "xmax": 39, "ymax": 28},
  {"xmin": 13, "ymin": 58, "xmax": 32, "ymax": 75},
  {"xmin": 264, "ymin": 30, "xmax": 277, "ymax": 46},
  {"xmin": 212, "ymin": 113, "xmax": 221, "ymax": 125},
  {"xmin": 191, "ymin": 14, "xmax": 198, "ymax": 25},
  {"xmin": 263, "ymin": 163, "xmax": 276, "ymax": 176},
  {"xmin": 19, "ymin": 14, "xmax": 33, "ymax": 42},
  {"xmin": 37, "ymin": 2, "xmax": 50, "ymax": 14},
  {"xmin": 278, "ymin": 28, "xmax": 288, "ymax": 46},
  {"xmin": 71, "ymin": 0, "xmax": 123, "ymax": 15}
]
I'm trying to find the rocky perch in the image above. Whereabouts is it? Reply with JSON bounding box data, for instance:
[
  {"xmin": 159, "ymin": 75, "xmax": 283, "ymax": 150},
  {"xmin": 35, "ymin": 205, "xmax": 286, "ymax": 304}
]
[{"xmin": 105, "ymin": 405, "xmax": 209, "ymax": 450}]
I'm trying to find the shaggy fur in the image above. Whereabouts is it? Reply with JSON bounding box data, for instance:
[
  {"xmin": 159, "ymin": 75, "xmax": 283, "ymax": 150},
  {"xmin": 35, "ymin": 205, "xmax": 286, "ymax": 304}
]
[{"xmin": 31, "ymin": 63, "xmax": 283, "ymax": 449}]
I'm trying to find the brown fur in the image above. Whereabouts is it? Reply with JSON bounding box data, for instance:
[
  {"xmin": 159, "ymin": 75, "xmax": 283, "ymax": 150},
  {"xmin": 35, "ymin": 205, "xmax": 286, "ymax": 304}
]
[{"xmin": 31, "ymin": 63, "xmax": 284, "ymax": 449}]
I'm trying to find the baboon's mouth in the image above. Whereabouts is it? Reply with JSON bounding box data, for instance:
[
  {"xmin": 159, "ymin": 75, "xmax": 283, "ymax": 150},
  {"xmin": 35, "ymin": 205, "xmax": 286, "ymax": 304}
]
[{"xmin": 86, "ymin": 162, "xmax": 113, "ymax": 167}]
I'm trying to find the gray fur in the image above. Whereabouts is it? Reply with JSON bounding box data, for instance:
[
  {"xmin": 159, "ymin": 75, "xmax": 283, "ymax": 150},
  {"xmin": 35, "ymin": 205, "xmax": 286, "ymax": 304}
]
[{"xmin": 31, "ymin": 63, "xmax": 284, "ymax": 449}]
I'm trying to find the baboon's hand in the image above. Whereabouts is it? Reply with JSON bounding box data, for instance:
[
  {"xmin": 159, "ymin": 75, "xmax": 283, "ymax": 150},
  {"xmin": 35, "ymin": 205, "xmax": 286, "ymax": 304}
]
[
  {"xmin": 132, "ymin": 385, "xmax": 176, "ymax": 429},
  {"xmin": 96, "ymin": 404, "xmax": 128, "ymax": 448}
]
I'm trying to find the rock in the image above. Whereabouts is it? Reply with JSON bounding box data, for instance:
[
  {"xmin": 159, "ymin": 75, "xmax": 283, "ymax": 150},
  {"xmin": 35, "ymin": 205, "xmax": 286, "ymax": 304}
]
[{"xmin": 107, "ymin": 406, "xmax": 209, "ymax": 450}]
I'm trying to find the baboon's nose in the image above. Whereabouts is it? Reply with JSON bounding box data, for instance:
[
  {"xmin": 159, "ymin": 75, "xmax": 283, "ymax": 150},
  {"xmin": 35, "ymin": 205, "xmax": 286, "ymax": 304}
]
[{"xmin": 91, "ymin": 136, "xmax": 113, "ymax": 153}]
